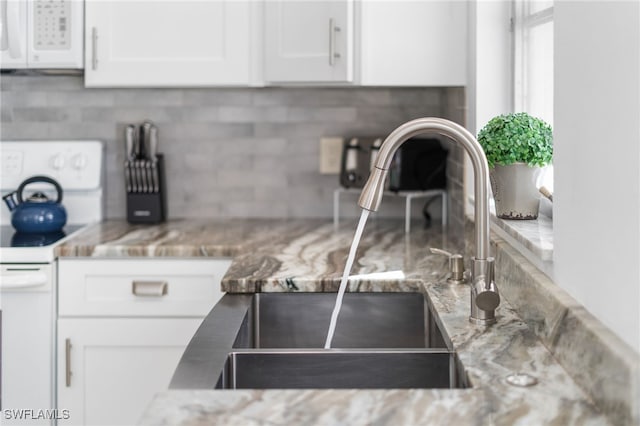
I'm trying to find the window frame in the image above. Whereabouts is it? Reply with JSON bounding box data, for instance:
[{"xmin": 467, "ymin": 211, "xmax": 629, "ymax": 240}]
[
  {"xmin": 512, "ymin": 0, "xmax": 555, "ymax": 193},
  {"xmin": 512, "ymin": 0, "xmax": 554, "ymax": 116}
]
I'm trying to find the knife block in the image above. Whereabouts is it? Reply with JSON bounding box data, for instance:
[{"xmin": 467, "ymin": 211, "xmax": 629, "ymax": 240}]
[{"xmin": 126, "ymin": 154, "xmax": 167, "ymax": 224}]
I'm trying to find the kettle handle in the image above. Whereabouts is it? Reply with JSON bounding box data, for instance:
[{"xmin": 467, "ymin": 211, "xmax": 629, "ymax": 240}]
[{"xmin": 16, "ymin": 176, "xmax": 64, "ymax": 204}]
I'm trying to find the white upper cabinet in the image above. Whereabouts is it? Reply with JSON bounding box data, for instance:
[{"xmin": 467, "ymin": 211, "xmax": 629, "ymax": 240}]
[
  {"xmin": 82, "ymin": 0, "xmax": 466, "ymax": 87},
  {"xmin": 359, "ymin": 0, "xmax": 467, "ymax": 86},
  {"xmin": 84, "ymin": 0, "xmax": 255, "ymax": 87},
  {"xmin": 264, "ymin": 0, "xmax": 354, "ymax": 83}
]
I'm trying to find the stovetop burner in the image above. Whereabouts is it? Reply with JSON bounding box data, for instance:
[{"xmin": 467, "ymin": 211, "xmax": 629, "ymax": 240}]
[{"xmin": 0, "ymin": 225, "xmax": 85, "ymax": 248}]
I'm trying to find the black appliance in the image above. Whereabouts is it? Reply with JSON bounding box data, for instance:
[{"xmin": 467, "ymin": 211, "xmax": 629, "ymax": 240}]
[
  {"xmin": 388, "ymin": 137, "xmax": 448, "ymax": 191},
  {"xmin": 339, "ymin": 136, "xmax": 448, "ymax": 191},
  {"xmin": 339, "ymin": 137, "xmax": 382, "ymax": 189}
]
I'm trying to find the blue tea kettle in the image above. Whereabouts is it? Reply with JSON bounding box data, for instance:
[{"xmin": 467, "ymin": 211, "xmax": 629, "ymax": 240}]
[{"xmin": 2, "ymin": 176, "xmax": 67, "ymax": 234}]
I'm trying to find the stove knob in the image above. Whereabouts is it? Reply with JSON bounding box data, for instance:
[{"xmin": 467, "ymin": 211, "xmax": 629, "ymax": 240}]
[
  {"xmin": 72, "ymin": 153, "xmax": 88, "ymax": 170},
  {"xmin": 51, "ymin": 154, "xmax": 66, "ymax": 170}
]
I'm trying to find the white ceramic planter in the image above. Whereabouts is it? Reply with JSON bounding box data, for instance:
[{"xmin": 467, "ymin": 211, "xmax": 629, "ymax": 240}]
[{"xmin": 490, "ymin": 163, "xmax": 542, "ymax": 220}]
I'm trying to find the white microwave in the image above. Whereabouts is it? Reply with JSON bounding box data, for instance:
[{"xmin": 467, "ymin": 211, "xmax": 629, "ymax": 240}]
[{"xmin": 0, "ymin": 0, "xmax": 83, "ymax": 69}]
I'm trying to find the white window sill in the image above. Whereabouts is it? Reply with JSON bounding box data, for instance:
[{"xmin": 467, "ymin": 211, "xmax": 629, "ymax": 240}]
[{"xmin": 467, "ymin": 197, "xmax": 555, "ymax": 279}]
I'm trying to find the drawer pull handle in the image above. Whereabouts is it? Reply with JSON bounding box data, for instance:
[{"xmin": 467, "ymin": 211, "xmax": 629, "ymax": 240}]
[
  {"xmin": 132, "ymin": 281, "xmax": 168, "ymax": 297},
  {"xmin": 65, "ymin": 338, "xmax": 72, "ymax": 387}
]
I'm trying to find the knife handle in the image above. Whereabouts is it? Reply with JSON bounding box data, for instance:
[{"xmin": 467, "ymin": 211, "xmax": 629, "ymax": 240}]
[
  {"xmin": 125, "ymin": 125, "xmax": 135, "ymax": 161},
  {"xmin": 154, "ymin": 165, "xmax": 159, "ymax": 193},
  {"xmin": 132, "ymin": 161, "xmax": 138, "ymax": 193},
  {"xmin": 138, "ymin": 125, "xmax": 147, "ymax": 159},
  {"xmin": 133, "ymin": 125, "xmax": 141, "ymax": 160},
  {"xmin": 149, "ymin": 126, "xmax": 158, "ymax": 162},
  {"xmin": 124, "ymin": 161, "xmax": 131, "ymax": 193},
  {"xmin": 143, "ymin": 121, "xmax": 154, "ymax": 159}
]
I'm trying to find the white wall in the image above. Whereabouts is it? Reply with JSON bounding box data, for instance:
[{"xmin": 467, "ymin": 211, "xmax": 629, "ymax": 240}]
[
  {"xmin": 466, "ymin": 1, "xmax": 512, "ymax": 135},
  {"xmin": 468, "ymin": 0, "xmax": 640, "ymax": 352},
  {"xmin": 465, "ymin": 0, "xmax": 512, "ymax": 212},
  {"xmin": 554, "ymin": 1, "xmax": 640, "ymax": 352}
]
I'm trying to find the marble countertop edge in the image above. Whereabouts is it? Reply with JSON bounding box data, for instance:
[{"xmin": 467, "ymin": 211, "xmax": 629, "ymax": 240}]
[{"xmin": 54, "ymin": 218, "xmax": 622, "ymax": 425}]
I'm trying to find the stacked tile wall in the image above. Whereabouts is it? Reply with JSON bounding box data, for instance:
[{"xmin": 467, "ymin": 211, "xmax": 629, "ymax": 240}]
[{"xmin": 1, "ymin": 75, "xmax": 465, "ymax": 225}]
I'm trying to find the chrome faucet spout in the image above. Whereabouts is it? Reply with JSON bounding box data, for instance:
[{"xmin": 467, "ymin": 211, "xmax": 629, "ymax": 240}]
[{"xmin": 358, "ymin": 117, "xmax": 500, "ymax": 325}]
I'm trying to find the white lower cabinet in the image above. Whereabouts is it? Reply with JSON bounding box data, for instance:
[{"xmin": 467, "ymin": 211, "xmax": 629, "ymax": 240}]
[
  {"xmin": 57, "ymin": 318, "xmax": 202, "ymax": 426},
  {"xmin": 56, "ymin": 258, "xmax": 231, "ymax": 426}
]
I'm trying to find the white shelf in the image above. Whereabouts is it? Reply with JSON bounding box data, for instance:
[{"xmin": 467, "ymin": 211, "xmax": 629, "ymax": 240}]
[{"xmin": 333, "ymin": 187, "xmax": 447, "ymax": 233}]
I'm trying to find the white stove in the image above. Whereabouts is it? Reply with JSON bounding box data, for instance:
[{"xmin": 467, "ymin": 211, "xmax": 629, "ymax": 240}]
[
  {"xmin": 0, "ymin": 140, "xmax": 103, "ymax": 260},
  {"xmin": 0, "ymin": 140, "xmax": 103, "ymax": 424},
  {"xmin": 0, "ymin": 224, "xmax": 87, "ymax": 263}
]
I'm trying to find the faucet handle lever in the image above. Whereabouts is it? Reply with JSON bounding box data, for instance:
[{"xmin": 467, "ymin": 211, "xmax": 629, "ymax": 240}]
[{"xmin": 430, "ymin": 247, "xmax": 466, "ymax": 283}]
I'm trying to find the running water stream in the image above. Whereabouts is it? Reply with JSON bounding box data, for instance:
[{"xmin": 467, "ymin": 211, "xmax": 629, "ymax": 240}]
[{"xmin": 324, "ymin": 209, "xmax": 370, "ymax": 349}]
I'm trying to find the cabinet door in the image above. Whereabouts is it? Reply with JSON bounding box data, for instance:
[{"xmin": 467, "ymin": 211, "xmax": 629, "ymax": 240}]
[
  {"xmin": 84, "ymin": 0, "xmax": 251, "ymax": 87},
  {"xmin": 264, "ymin": 0, "xmax": 353, "ymax": 83},
  {"xmin": 359, "ymin": 1, "xmax": 467, "ymax": 86},
  {"xmin": 57, "ymin": 318, "xmax": 202, "ymax": 426}
]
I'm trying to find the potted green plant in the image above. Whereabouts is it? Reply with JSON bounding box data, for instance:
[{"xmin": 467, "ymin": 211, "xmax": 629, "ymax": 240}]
[{"xmin": 477, "ymin": 112, "xmax": 553, "ymax": 219}]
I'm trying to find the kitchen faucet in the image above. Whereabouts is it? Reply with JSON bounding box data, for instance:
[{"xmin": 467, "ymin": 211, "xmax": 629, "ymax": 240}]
[{"xmin": 358, "ymin": 117, "xmax": 500, "ymax": 325}]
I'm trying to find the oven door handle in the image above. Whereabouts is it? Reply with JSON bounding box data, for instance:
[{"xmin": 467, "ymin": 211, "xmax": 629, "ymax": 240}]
[{"xmin": 0, "ymin": 272, "xmax": 48, "ymax": 289}]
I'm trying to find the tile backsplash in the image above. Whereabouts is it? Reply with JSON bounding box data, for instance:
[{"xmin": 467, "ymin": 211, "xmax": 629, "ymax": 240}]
[{"xmin": 1, "ymin": 75, "xmax": 465, "ymax": 224}]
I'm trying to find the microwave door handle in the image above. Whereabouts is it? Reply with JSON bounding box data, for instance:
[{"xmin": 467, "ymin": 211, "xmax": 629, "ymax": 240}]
[
  {"xmin": 6, "ymin": 0, "xmax": 22, "ymax": 58},
  {"xmin": 0, "ymin": 0, "xmax": 6, "ymax": 50}
]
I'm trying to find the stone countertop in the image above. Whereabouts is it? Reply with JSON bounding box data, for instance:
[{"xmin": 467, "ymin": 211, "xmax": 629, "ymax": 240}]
[
  {"xmin": 57, "ymin": 219, "xmax": 609, "ymax": 425},
  {"xmin": 56, "ymin": 218, "xmax": 443, "ymax": 293},
  {"xmin": 490, "ymin": 211, "xmax": 553, "ymax": 261},
  {"xmin": 56, "ymin": 218, "xmax": 327, "ymax": 259}
]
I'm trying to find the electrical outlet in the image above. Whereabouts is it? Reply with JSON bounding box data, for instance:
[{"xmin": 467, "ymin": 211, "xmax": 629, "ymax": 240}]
[{"xmin": 319, "ymin": 137, "xmax": 343, "ymax": 174}]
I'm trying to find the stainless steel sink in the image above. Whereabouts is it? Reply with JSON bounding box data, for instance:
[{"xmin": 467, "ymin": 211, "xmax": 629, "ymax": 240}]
[
  {"xmin": 219, "ymin": 350, "xmax": 462, "ymax": 389},
  {"xmin": 170, "ymin": 292, "xmax": 467, "ymax": 390},
  {"xmin": 233, "ymin": 292, "xmax": 449, "ymax": 349}
]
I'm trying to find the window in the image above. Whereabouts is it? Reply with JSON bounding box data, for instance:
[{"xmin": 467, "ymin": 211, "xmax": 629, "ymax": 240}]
[{"xmin": 513, "ymin": 0, "xmax": 554, "ymax": 191}]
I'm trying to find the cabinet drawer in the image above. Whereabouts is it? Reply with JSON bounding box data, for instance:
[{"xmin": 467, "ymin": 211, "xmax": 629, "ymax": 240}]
[{"xmin": 58, "ymin": 259, "xmax": 231, "ymax": 317}]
